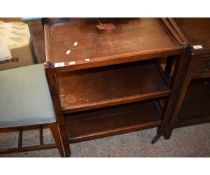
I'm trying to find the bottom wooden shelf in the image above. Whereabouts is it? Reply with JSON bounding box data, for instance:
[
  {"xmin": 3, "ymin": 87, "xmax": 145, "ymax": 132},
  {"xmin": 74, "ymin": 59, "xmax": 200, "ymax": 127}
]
[
  {"xmin": 64, "ymin": 101, "xmax": 162, "ymax": 143},
  {"xmin": 176, "ymin": 78, "xmax": 210, "ymax": 127}
]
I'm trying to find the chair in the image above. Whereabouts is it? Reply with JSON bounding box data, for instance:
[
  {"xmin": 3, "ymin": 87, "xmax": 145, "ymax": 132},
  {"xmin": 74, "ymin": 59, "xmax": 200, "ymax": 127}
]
[{"xmin": 0, "ymin": 64, "xmax": 70, "ymax": 157}]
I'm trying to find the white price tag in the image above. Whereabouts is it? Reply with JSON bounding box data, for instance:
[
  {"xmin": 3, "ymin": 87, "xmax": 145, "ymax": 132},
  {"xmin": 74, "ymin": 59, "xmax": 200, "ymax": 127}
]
[
  {"xmin": 54, "ymin": 62, "xmax": 65, "ymax": 67},
  {"xmin": 193, "ymin": 45, "xmax": 203, "ymax": 49},
  {"xmin": 69, "ymin": 61, "xmax": 76, "ymax": 65}
]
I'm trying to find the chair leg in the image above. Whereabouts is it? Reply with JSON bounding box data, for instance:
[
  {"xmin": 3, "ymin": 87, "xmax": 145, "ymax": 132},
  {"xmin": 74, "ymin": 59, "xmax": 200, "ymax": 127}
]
[
  {"xmin": 49, "ymin": 123, "xmax": 65, "ymax": 157},
  {"xmin": 58, "ymin": 123, "xmax": 71, "ymax": 157}
]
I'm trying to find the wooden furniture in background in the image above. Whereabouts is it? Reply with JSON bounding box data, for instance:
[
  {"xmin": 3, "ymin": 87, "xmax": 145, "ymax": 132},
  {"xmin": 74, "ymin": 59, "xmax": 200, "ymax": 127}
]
[
  {"xmin": 26, "ymin": 19, "xmax": 46, "ymax": 63},
  {"xmin": 163, "ymin": 18, "xmax": 210, "ymax": 138},
  {"xmin": 25, "ymin": 18, "xmax": 68, "ymax": 64},
  {"xmin": 44, "ymin": 18, "xmax": 188, "ymax": 146}
]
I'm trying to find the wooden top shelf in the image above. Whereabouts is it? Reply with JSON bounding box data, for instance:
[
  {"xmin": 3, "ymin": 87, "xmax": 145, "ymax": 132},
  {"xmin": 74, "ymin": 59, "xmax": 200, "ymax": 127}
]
[
  {"xmin": 44, "ymin": 18, "xmax": 181, "ymax": 71},
  {"xmin": 58, "ymin": 60, "xmax": 170, "ymax": 113},
  {"xmin": 174, "ymin": 18, "xmax": 210, "ymax": 53}
]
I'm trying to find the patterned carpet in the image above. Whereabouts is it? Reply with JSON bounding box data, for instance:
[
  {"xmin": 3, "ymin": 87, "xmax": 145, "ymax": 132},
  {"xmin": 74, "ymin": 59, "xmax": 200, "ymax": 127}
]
[{"xmin": 0, "ymin": 123, "xmax": 210, "ymax": 157}]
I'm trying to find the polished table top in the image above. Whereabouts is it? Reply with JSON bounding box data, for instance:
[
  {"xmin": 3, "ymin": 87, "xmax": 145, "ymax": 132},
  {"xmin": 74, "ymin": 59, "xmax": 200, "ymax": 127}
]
[{"xmin": 44, "ymin": 18, "xmax": 181, "ymax": 71}]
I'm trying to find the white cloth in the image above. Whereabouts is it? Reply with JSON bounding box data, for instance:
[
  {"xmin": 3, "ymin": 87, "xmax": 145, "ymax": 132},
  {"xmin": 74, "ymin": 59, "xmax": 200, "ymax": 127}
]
[{"xmin": 0, "ymin": 20, "xmax": 30, "ymax": 61}]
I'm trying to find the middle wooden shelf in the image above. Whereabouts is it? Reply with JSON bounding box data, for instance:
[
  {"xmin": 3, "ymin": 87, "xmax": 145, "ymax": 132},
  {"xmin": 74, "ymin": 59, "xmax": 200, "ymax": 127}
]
[{"xmin": 57, "ymin": 59, "xmax": 170, "ymax": 113}]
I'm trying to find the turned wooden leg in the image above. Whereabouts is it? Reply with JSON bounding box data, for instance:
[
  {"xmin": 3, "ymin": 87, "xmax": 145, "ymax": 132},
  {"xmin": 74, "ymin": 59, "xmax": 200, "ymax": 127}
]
[{"xmin": 49, "ymin": 123, "xmax": 65, "ymax": 157}]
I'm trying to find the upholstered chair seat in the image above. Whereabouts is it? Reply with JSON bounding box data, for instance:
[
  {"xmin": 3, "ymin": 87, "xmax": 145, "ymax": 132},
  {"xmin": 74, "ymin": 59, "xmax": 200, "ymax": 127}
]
[{"xmin": 0, "ymin": 64, "xmax": 56, "ymax": 128}]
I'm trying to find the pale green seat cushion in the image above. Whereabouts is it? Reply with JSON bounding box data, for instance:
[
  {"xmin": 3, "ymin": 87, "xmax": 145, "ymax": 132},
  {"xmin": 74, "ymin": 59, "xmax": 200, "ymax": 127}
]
[{"xmin": 0, "ymin": 64, "xmax": 56, "ymax": 128}]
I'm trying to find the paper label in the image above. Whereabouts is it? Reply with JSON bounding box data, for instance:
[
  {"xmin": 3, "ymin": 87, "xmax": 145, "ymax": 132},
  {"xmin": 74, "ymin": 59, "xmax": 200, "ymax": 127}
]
[
  {"xmin": 54, "ymin": 62, "xmax": 64, "ymax": 67},
  {"xmin": 69, "ymin": 61, "xmax": 76, "ymax": 65},
  {"xmin": 193, "ymin": 45, "xmax": 203, "ymax": 49}
]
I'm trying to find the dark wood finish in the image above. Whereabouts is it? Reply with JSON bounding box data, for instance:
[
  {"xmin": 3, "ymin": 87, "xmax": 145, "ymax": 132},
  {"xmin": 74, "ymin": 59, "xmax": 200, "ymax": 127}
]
[
  {"xmin": 176, "ymin": 78, "xmax": 210, "ymax": 126},
  {"xmin": 64, "ymin": 101, "xmax": 161, "ymax": 143},
  {"xmin": 45, "ymin": 67, "xmax": 71, "ymax": 156},
  {"xmin": 194, "ymin": 71, "xmax": 210, "ymax": 79},
  {"xmin": 44, "ymin": 18, "xmax": 181, "ymax": 72},
  {"xmin": 0, "ymin": 123, "xmax": 63, "ymax": 156},
  {"xmin": 161, "ymin": 18, "xmax": 187, "ymax": 45},
  {"xmin": 163, "ymin": 18, "xmax": 210, "ymax": 139},
  {"xmin": 58, "ymin": 60, "xmax": 170, "ymax": 113},
  {"xmin": 18, "ymin": 129, "xmax": 23, "ymax": 148},
  {"xmin": 0, "ymin": 144, "xmax": 57, "ymax": 155},
  {"xmin": 194, "ymin": 56, "xmax": 210, "ymax": 79},
  {"xmin": 174, "ymin": 19, "xmax": 210, "ymax": 51},
  {"xmin": 150, "ymin": 19, "xmax": 193, "ymax": 143},
  {"xmin": 43, "ymin": 18, "xmax": 185, "ymax": 148},
  {"xmin": 163, "ymin": 54, "xmax": 200, "ymax": 138},
  {"xmin": 152, "ymin": 45, "xmax": 192, "ymax": 143},
  {"xmin": 48, "ymin": 123, "xmax": 64, "ymax": 157},
  {"xmin": 0, "ymin": 124, "xmax": 46, "ymax": 133},
  {"xmin": 39, "ymin": 126, "xmax": 44, "ymax": 145},
  {"xmin": 27, "ymin": 19, "xmax": 46, "ymax": 63}
]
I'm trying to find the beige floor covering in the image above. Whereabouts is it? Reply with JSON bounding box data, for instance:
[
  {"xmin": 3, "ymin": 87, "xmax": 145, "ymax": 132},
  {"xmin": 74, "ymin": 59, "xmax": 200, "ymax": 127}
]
[{"xmin": 0, "ymin": 123, "xmax": 210, "ymax": 157}]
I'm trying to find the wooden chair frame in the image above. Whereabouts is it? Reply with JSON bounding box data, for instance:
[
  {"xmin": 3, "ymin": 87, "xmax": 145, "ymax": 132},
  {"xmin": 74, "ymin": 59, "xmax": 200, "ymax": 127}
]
[
  {"xmin": 44, "ymin": 67, "xmax": 71, "ymax": 157},
  {"xmin": 0, "ymin": 122, "xmax": 67, "ymax": 156}
]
